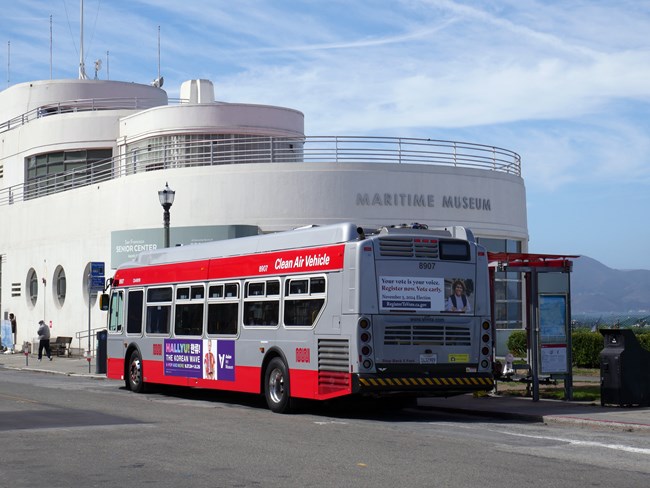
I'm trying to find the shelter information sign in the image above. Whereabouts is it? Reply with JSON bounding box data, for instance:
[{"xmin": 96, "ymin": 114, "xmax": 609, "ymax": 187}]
[{"xmin": 539, "ymin": 294, "xmax": 568, "ymax": 374}]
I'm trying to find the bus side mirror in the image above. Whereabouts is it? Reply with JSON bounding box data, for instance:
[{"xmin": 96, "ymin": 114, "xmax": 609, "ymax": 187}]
[{"xmin": 99, "ymin": 293, "xmax": 110, "ymax": 311}]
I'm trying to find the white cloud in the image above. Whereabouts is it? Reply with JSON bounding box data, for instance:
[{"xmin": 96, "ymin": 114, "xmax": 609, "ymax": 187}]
[{"xmin": 3, "ymin": 0, "xmax": 650, "ymax": 267}]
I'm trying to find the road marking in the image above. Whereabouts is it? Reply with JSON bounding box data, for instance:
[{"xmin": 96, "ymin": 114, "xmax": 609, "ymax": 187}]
[
  {"xmin": 0, "ymin": 392, "xmax": 40, "ymax": 404},
  {"xmin": 495, "ymin": 431, "xmax": 650, "ymax": 455},
  {"xmin": 433, "ymin": 423, "xmax": 650, "ymax": 455}
]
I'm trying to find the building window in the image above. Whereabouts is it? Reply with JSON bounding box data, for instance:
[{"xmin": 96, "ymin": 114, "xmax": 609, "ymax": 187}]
[
  {"xmin": 54, "ymin": 265, "xmax": 66, "ymax": 307},
  {"xmin": 24, "ymin": 148, "xmax": 112, "ymax": 199},
  {"xmin": 27, "ymin": 268, "xmax": 38, "ymax": 307},
  {"xmin": 478, "ymin": 237, "xmax": 523, "ymax": 330},
  {"xmin": 125, "ymin": 134, "xmax": 302, "ymax": 171}
]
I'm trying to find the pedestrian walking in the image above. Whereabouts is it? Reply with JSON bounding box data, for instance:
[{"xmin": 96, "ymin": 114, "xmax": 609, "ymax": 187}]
[{"xmin": 37, "ymin": 320, "xmax": 52, "ymax": 361}]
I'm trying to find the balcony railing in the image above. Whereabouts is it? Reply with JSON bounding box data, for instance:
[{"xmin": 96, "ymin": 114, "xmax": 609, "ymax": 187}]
[
  {"xmin": 0, "ymin": 96, "xmax": 166, "ymax": 135},
  {"xmin": 0, "ymin": 135, "xmax": 520, "ymax": 206}
]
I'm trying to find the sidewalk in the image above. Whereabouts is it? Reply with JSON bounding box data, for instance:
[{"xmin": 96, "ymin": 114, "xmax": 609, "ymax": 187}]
[
  {"xmin": 1, "ymin": 351, "xmax": 649, "ymax": 431},
  {"xmin": 0, "ymin": 350, "xmax": 105, "ymax": 378},
  {"xmin": 418, "ymin": 394, "xmax": 650, "ymax": 432}
]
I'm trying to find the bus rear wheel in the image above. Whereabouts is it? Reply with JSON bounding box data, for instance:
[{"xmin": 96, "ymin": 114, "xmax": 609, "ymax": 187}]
[
  {"xmin": 264, "ymin": 357, "xmax": 292, "ymax": 413},
  {"xmin": 126, "ymin": 350, "xmax": 146, "ymax": 393}
]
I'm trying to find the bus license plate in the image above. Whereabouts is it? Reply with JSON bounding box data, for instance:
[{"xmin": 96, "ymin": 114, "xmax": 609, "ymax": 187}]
[{"xmin": 420, "ymin": 354, "xmax": 437, "ymax": 364}]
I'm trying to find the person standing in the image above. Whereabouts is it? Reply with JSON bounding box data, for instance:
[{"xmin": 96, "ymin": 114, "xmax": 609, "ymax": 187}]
[
  {"xmin": 37, "ymin": 320, "xmax": 52, "ymax": 361},
  {"xmin": 9, "ymin": 313, "xmax": 17, "ymax": 351}
]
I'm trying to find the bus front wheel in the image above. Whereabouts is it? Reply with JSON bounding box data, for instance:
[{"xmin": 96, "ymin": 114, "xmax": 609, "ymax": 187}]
[
  {"xmin": 126, "ymin": 350, "xmax": 146, "ymax": 393},
  {"xmin": 264, "ymin": 357, "xmax": 291, "ymax": 413}
]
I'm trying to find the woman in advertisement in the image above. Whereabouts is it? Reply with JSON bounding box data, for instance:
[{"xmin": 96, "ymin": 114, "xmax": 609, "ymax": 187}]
[{"xmin": 445, "ymin": 279, "xmax": 471, "ymax": 313}]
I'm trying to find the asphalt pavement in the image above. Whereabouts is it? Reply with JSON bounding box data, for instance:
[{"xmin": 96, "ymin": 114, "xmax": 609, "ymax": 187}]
[{"xmin": 1, "ymin": 350, "xmax": 649, "ymax": 431}]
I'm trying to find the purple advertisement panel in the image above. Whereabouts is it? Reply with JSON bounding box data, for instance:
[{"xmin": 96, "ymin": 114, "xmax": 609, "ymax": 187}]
[
  {"xmin": 164, "ymin": 339, "xmax": 203, "ymax": 378},
  {"xmin": 217, "ymin": 340, "xmax": 235, "ymax": 381}
]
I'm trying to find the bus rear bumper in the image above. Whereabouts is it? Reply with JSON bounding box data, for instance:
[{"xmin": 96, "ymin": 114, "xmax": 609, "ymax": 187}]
[{"xmin": 353, "ymin": 372, "xmax": 494, "ymax": 396}]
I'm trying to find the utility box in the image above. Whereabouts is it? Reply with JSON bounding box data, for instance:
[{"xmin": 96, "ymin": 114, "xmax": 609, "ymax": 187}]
[
  {"xmin": 96, "ymin": 329, "xmax": 108, "ymax": 375},
  {"xmin": 600, "ymin": 329, "xmax": 650, "ymax": 407}
]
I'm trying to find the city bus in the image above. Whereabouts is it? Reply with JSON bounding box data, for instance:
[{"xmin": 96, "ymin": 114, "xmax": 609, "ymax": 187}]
[{"xmin": 104, "ymin": 222, "xmax": 493, "ymax": 413}]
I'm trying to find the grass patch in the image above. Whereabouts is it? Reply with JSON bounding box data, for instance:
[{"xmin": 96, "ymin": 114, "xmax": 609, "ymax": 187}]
[
  {"xmin": 573, "ymin": 368, "xmax": 599, "ymax": 377},
  {"xmin": 497, "ymin": 383, "xmax": 600, "ymax": 402},
  {"xmin": 540, "ymin": 385, "xmax": 600, "ymax": 402}
]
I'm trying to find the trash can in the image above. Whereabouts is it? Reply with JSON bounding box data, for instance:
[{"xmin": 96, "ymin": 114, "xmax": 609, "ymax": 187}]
[
  {"xmin": 96, "ymin": 329, "xmax": 107, "ymax": 375},
  {"xmin": 600, "ymin": 329, "xmax": 650, "ymax": 407}
]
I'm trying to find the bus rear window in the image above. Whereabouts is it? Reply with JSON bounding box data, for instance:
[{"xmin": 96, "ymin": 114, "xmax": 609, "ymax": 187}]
[{"xmin": 439, "ymin": 241, "xmax": 470, "ymax": 261}]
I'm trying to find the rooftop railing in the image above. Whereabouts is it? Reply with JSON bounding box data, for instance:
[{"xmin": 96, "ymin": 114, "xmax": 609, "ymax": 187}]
[
  {"xmin": 0, "ymin": 96, "xmax": 167, "ymax": 135},
  {"xmin": 0, "ymin": 135, "xmax": 520, "ymax": 206}
]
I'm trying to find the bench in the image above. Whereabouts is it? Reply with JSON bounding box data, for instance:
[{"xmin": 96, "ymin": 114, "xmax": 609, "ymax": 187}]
[
  {"xmin": 497, "ymin": 362, "xmax": 557, "ymax": 396},
  {"xmin": 50, "ymin": 336, "xmax": 72, "ymax": 357}
]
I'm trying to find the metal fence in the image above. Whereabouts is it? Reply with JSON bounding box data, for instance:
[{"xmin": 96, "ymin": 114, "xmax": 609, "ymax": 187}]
[{"xmin": 0, "ymin": 134, "xmax": 520, "ymax": 206}]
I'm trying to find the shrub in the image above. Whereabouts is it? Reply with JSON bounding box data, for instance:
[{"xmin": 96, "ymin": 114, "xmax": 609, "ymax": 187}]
[
  {"xmin": 635, "ymin": 331, "xmax": 650, "ymax": 352},
  {"xmin": 506, "ymin": 330, "xmax": 527, "ymax": 357},
  {"xmin": 572, "ymin": 330, "xmax": 603, "ymax": 368}
]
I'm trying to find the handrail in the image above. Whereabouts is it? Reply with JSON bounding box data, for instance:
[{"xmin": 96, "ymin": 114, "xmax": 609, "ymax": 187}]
[
  {"xmin": 0, "ymin": 96, "xmax": 166, "ymax": 135},
  {"xmin": 0, "ymin": 135, "xmax": 521, "ymax": 206},
  {"xmin": 75, "ymin": 326, "xmax": 106, "ymax": 357}
]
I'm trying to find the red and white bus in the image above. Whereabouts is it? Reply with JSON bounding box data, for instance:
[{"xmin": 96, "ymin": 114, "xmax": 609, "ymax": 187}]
[{"xmin": 105, "ymin": 222, "xmax": 493, "ymax": 412}]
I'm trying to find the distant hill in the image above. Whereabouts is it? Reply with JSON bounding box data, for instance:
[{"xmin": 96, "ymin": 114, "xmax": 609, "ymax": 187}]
[{"xmin": 571, "ymin": 256, "xmax": 650, "ymax": 314}]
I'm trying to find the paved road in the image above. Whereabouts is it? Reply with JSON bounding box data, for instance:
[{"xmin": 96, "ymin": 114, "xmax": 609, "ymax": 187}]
[{"xmin": 1, "ymin": 369, "xmax": 648, "ymax": 488}]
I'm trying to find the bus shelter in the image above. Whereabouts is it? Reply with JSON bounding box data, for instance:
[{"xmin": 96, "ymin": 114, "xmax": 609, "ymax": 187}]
[{"xmin": 488, "ymin": 253, "xmax": 578, "ymax": 402}]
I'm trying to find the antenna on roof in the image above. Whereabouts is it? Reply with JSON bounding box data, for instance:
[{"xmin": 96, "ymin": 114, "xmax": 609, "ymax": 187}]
[
  {"xmin": 6, "ymin": 41, "xmax": 9, "ymax": 87},
  {"xmin": 50, "ymin": 15, "xmax": 53, "ymax": 79},
  {"xmin": 94, "ymin": 58, "xmax": 102, "ymax": 79},
  {"xmin": 79, "ymin": 0, "xmax": 88, "ymax": 79},
  {"xmin": 151, "ymin": 25, "xmax": 164, "ymax": 88}
]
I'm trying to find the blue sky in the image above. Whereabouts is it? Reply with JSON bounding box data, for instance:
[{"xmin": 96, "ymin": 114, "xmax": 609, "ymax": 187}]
[{"xmin": 2, "ymin": 0, "xmax": 650, "ymax": 270}]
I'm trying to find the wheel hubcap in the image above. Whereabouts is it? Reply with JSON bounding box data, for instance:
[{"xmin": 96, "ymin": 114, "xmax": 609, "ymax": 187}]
[
  {"xmin": 130, "ymin": 359, "xmax": 141, "ymax": 386},
  {"xmin": 268, "ymin": 368, "xmax": 284, "ymax": 404}
]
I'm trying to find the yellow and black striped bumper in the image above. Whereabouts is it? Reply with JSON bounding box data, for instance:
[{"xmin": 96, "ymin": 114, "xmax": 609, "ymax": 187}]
[{"xmin": 355, "ymin": 374, "xmax": 493, "ymax": 393}]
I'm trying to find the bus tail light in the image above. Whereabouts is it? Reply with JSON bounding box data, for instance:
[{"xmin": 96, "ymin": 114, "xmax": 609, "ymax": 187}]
[
  {"xmin": 479, "ymin": 321, "xmax": 493, "ymax": 372},
  {"xmin": 359, "ymin": 317, "xmax": 374, "ymax": 371}
]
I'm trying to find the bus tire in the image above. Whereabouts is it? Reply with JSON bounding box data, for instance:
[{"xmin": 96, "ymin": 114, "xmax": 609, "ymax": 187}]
[
  {"xmin": 126, "ymin": 350, "xmax": 146, "ymax": 393},
  {"xmin": 264, "ymin": 357, "xmax": 291, "ymax": 413}
]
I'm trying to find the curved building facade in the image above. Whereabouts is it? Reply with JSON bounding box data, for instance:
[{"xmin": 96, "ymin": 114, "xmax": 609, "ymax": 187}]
[{"xmin": 0, "ymin": 78, "xmax": 526, "ymax": 350}]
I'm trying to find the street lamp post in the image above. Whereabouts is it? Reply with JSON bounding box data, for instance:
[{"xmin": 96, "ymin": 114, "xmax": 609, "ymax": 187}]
[{"xmin": 158, "ymin": 182, "xmax": 175, "ymax": 248}]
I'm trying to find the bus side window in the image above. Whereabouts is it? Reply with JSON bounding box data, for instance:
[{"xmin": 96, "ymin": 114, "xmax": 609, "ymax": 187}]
[
  {"xmin": 284, "ymin": 276, "xmax": 326, "ymax": 327},
  {"xmin": 108, "ymin": 291, "xmax": 124, "ymax": 333},
  {"xmin": 174, "ymin": 284, "xmax": 204, "ymax": 336},
  {"xmin": 208, "ymin": 302, "xmax": 238, "ymax": 335},
  {"xmin": 244, "ymin": 279, "xmax": 279, "ymax": 326},
  {"xmin": 127, "ymin": 289, "xmax": 144, "ymax": 335},
  {"xmin": 207, "ymin": 282, "xmax": 239, "ymax": 335},
  {"xmin": 146, "ymin": 287, "xmax": 172, "ymax": 335}
]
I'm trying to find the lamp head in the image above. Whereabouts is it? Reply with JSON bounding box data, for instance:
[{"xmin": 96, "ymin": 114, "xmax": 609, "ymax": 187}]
[{"xmin": 158, "ymin": 182, "xmax": 175, "ymax": 208}]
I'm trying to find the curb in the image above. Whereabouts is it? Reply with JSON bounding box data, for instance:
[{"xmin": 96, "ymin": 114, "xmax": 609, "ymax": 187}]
[
  {"xmin": 1, "ymin": 364, "xmax": 107, "ymax": 380},
  {"xmin": 417, "ymin": 402, "xmax": 650, "ymax": 432}
]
